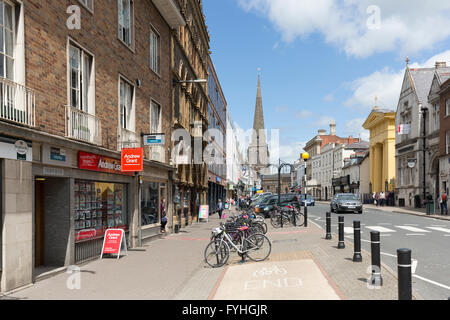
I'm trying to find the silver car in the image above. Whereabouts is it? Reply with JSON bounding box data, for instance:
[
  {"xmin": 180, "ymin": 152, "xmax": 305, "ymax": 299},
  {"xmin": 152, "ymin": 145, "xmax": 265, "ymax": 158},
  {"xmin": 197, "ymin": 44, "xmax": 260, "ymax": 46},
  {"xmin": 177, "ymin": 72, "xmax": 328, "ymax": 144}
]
[{"xmin": 331, "ymin": 193, "xmax": 363, "ymax": 214}]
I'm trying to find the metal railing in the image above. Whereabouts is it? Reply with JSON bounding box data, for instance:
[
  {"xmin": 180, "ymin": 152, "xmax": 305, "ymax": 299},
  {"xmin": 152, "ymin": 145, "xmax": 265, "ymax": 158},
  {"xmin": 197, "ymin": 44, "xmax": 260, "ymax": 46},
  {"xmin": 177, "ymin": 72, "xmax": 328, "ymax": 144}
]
[
  {"xmin": 117, "ymin": 127, "xmax": 140, "ymax": 151},
  {"xmin": 66, "ymin": 105, "xmax": 102, "ymax": 145},
  {"xmin": 0, "ymin": 77, "xmax": 35, "ymax": 127}
]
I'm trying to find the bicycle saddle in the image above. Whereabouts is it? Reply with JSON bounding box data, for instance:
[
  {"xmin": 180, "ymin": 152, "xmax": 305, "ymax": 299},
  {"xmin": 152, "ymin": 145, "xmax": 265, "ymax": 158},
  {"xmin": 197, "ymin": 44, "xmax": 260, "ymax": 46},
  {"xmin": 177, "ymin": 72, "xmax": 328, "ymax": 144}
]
[{"xmin": 239, "ymin": 226, "xmax": 249, "ymax": 231}]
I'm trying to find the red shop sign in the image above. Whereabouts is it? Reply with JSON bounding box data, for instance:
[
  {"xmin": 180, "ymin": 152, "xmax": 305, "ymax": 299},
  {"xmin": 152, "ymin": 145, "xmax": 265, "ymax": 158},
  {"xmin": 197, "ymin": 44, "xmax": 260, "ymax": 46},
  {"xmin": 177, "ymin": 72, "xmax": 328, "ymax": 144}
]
[
  {"xmin": 78, "ymin": 151, "xmax": 133, "ymax": 175},
  {"xmin": 121, "ymin": 148, "xmax": 144, "ymax": 172},
  {"xmin": 100, "ymin": 229, "xmax": 127, "ymax": 259}
]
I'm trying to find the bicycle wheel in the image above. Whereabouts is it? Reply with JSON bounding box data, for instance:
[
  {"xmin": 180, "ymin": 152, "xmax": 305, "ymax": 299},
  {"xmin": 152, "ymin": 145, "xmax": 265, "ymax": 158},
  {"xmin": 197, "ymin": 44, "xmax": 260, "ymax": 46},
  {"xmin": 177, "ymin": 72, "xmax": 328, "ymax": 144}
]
[
  {"xmin": 294, "ymin": 212, "xmax": 305, "ymax": 226},
  {"xmin": 270, "ymin": 214, "xmax": 281, "ymax": 228},
  {"xmin": 245, "ymin": 233, "xmax": 272, "ymax": 262},
  {"xmin": 204, "ymin": 240, "xmax": 230, "ymax": 268},
  {"xmin": 259, "ymin": 221, "xmax": 268, "ymax": 234}
]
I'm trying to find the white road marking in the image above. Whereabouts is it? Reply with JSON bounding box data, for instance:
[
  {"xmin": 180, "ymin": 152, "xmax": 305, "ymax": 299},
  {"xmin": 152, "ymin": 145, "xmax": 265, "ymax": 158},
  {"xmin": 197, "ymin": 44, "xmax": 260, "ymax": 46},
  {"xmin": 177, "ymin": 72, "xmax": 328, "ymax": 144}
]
[
  {"xmin": 377, "ymin": 223, "xmax": 392, "ymax": 225},
  {"xmin": 405, "ymin": 234, "xmax": 425, "ymax": 236},
  {"xmin": 413, "ymin": 275, "xmax": 450, "ymax": 291},
  {"xmin": 427, "ymin": 227, "xmax": 450, "ymax": 233},
  {"xmin": 431, "ymin": 225, "xmax": 446, "ymax": 227},
  {"xmin": 309, "ymin": 220, "xmax": 323, "ymax": 230},
  {"xmin": 396, "ymin": 226, "xmax": 430, "ymax": 233},
  {"xmin": 444, "ymin": 235, "xmax": 450, "ymax": 237},
  {"xmin": 380, "ymin": 252, "xmax": 418, "ymax": 274},
  {"xmin": 380, "ymin": 234, "xmax": 391, "ymax": 237},
  {"xmin": 344, "ymin": 227, "xmax": 354, "ymax": 234},
  {"xmin": 365, "ymin": 226, "xmax": 396, "ymax": 233},
  {"xmin": 403, "ymin": 224, "xmax": 419, "ymax": 226}
]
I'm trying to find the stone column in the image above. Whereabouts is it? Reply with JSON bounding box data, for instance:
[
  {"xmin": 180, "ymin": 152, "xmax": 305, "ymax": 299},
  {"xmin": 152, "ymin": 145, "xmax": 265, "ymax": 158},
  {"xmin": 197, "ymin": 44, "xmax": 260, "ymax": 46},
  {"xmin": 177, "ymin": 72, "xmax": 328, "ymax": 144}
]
[
  {"xmin": 1, "ymin": 160, "xmax": 33, "ymax": 292},
  {"xmin": 373, "ymin": 144, "xmax": 382, "ymax": 192},
  {"xmin": 370, "ymin": 145, "xmax": 375, "ymax": 193}
]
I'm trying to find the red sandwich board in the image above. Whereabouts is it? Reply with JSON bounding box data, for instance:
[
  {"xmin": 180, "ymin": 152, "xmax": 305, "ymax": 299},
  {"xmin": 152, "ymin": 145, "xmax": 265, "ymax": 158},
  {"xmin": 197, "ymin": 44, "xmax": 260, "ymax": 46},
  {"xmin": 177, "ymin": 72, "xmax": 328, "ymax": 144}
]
[
  {"xmin": 100, "ymin": 229, "xmax": 127, "ymax": 259},
  {"xmin": 121, "ymin": 148, "xmax": 144, "ymax": 172}
]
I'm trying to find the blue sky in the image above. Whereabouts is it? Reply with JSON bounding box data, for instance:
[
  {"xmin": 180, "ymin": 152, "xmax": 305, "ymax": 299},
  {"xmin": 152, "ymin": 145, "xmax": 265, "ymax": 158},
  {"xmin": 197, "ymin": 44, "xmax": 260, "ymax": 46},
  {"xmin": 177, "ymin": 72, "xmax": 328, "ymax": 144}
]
[{"xmin": 203, "ymin": 0, "xmax": 450, "ymax": 163}]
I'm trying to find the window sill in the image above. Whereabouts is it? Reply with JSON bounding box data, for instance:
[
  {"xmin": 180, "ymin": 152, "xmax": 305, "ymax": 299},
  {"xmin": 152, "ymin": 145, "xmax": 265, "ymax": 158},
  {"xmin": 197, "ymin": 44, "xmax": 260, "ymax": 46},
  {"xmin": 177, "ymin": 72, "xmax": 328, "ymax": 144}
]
[
  {"xmin": 148, "ymin": 67, "xmax": 161, "ymax": 79},
  {"xmin": 77, "ymin": 1, "xmax": 94, "ymax": 15},
  {"xmin": 118, "ymin": 37, "xmax": 135, "ymax": 53}
]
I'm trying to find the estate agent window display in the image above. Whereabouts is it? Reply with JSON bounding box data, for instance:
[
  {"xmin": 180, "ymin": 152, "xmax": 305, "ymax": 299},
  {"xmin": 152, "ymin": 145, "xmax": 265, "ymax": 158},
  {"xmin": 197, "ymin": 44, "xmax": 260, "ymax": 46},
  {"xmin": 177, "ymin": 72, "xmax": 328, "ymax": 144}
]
[{"xmin": 74, "ymin": 180, "xmax": 128, "ymax": 242}]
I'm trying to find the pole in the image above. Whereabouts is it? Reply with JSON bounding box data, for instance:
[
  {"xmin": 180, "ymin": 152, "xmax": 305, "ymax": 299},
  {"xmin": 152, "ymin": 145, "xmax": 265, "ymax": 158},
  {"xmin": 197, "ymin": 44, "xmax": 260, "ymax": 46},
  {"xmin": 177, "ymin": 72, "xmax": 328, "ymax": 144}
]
[
  {"xmin": 370, "ymin": 231, "xmax": 383, "ymax": 286},
  {"xmin": 397, "ymin": 248, "xmax": 412, "ymax": 300},
  {"xmin": 304, "ymin": 201, "xmax": 308, "ymax": 227},
  {"xmin": 337, "ymin": 216, "xmax": 345, "ymax": 249},
  {"xmin": 325, "ymin": 211, "xmax": 332, "ymax": 239},
  {"xmin": 422, "ymin": 107, "xmax": 427, "ymax": 211},
  {"xmin": 353, "ymin": 220, "xmax": 362, "ymax": 262}
]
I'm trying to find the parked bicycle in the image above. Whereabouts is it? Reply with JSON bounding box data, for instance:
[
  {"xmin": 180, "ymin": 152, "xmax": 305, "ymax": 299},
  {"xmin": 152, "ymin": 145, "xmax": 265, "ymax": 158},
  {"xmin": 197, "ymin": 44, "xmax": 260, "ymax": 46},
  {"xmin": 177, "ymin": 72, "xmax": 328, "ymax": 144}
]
[
  {"xmin": 204, "ymin": 223, "xmax": 272, "ymax": 268},
  {"xmin": 270, "ymin": 205, "xmax": 304, "ymax": 228}
]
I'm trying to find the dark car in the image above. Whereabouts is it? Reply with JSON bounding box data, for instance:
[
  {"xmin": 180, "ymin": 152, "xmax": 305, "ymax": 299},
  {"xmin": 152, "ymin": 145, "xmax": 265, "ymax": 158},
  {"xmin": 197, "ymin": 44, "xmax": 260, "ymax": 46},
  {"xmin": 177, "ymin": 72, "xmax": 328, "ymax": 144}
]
[
  {"xmin": 254, "ymin": 193, "xmax": 300, "ymax": 218},
  {"xmin": 331, "ymin": 193, "xmax": 363, "ymax": 214},
  {"xmin": 298, "ymin": 194, "xmax": 315, "ymax": 206}
]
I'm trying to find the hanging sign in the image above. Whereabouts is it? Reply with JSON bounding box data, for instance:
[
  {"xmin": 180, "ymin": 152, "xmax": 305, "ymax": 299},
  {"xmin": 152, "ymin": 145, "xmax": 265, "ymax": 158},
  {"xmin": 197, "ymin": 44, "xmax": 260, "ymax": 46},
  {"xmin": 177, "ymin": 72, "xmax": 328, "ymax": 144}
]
[
  {"xmin": 100, "ymin": 229, "xmax": 127, "ymax": 259},
  {"xmin": 121, "ymin": 148, "xmax": 144, "ymax": 172}
]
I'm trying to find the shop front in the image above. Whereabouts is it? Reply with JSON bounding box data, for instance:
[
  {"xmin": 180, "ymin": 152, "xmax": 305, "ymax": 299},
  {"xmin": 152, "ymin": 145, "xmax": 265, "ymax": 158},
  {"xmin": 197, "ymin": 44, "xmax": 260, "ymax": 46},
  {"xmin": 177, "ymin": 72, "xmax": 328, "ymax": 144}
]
[{"xmin": 139, "ymin": 161, "xmax": 172, "ymax": 243}]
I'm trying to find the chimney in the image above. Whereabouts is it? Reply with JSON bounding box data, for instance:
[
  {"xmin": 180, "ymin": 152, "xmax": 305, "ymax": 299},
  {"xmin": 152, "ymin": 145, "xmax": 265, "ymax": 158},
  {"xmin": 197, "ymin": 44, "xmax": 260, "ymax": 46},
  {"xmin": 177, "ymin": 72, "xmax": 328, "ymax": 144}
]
[
  {"xmin": 330, "ymin": 121, "xmax": 336, "ymax": 136},
  {"xmin": 435, "ymin": 62, "xmax": 447, "ymax": 69},
  {"xmin": 318, "ymin": 129, "xmax": 327, "ymax": 136}
]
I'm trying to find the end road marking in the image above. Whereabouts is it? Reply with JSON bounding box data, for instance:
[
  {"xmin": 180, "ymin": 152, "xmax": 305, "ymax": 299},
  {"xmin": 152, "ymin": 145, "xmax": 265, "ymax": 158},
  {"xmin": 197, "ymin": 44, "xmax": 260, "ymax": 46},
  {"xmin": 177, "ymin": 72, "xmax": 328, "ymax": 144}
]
[
  {"xmin": 396, "ymin": 226, "xmax": 430, "ymax": 233},
  {"xmin": 366, "ymin": 226, "xmax": 396, "ymax": 233}
]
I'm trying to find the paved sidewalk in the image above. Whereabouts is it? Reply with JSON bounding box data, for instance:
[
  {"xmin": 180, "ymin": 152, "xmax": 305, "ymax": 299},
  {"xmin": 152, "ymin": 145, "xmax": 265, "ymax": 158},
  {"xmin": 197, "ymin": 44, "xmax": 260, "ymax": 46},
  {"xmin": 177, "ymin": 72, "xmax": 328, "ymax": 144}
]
[
  {"xmin": 0, "ymin": 207, "xmax": 416, "ymax": 300},
  {"xmin": 317, "ymin": 200, "xmax": 450, "ymax": 221}
]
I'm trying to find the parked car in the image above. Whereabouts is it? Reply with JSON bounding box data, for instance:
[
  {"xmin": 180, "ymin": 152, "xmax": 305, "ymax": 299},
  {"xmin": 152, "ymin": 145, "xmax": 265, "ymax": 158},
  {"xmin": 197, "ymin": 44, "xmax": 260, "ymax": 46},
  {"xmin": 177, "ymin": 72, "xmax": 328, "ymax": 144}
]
[
  {"xmin": 298, "ymin": 194, "xmax": 315, "ymax": 206},
  {"xmin": 254, "ymin": 193, "xmax": 300, "ymax": 218},
  {"xmin": 331, "ymin": 193, "xmax": 363, "ymax": 214}
]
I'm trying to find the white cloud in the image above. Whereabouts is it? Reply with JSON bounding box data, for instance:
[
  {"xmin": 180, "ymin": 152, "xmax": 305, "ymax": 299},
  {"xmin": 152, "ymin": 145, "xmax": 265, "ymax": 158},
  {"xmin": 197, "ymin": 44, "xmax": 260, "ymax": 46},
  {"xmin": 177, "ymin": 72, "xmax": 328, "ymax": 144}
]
[
  {"xmin": 238, "ymin": 0, "xmax": 450, "ymax": 57},
  {"xmin": 345, "ymin": 50, "xmax": 450, "ymax": 111},
  {"xmin": 274, "ymin": 105, "xmax": 289, "ymax": 112},
  {"xmin": 314, "ymin": 116, "xmax": 335, "ymax": 127},
  {"xmin": 279, "ymin": 140, "xmax": 307, "ymax": 164},
  {"xmin": 323, "ymin": 93, "xmax": 334, "ymax": 102},
  {"xmin": 343, "ymin": 118, "xmax": 370, "ymax": 141},
  {"xmin": 295, "ymin": 110, "xmax": 313, "ymax": 118}
]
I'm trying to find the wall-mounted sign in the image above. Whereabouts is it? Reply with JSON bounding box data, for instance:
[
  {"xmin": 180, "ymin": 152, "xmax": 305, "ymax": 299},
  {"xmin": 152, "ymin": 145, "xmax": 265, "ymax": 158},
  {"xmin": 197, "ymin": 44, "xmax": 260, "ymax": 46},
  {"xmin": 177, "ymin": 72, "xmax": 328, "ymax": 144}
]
[
  {"xmin": 121, "ymin": 148, "xmax": 144, "ymax": 172},
  {"xmin": 78, "ymin": 151, "xmax": 133, "ymax": 175},
  {"xmin": 50, "ymin": 147, "xmax": 66, "ymax": 162},
  {"xmin": 407, "ymin": 159, "xmax": 416, "ymax": 168},
  {"xmin": 0, "ymin": 135, "xmax": 32, "ymax": 161},
  {"xmin": 143, "ymin": 134, "xmax": 165, "ymax": 146}
]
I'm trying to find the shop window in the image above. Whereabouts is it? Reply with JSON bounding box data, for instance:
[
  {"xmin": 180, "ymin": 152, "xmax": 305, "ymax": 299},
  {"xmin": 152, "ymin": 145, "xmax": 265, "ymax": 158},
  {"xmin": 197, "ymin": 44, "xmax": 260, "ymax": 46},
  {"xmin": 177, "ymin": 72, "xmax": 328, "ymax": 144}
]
[
  {"xmin": 74, "ymin": 180, "xmax": 127, "ymax": 242},
  {"xmin": 141, "ymin": 182, "xmax": 159, "ymax": 226}
]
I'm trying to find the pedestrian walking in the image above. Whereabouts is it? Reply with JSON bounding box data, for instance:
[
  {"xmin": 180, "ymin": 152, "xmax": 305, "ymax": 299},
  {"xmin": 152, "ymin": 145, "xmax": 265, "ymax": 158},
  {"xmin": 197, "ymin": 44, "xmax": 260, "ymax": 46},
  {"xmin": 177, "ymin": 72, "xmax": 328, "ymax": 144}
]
[
  {"xmin": 217, "ymin": 199, "xmax": 224, "ymax": 219},
  {"xmin": 375, "ymin": 192, "xmax": 380, "ymax": 206},
  {"xmin": 160, "ymin": 198, "xmax": 167, "ymax": 233},
  {"xmin": 440, "ymin": 191, "xmax": 448, "ymax": 215},
  {"xmin": 380, "ymin": 192, "xmax": 385, "ymax": 207}
]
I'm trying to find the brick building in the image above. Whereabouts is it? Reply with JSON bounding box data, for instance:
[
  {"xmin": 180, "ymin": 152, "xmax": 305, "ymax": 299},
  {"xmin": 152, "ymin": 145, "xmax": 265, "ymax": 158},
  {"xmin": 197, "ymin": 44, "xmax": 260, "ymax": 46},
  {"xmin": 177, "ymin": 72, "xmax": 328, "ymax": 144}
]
[
  {"xmin": 170, "ymin": 0, "xmax": 210, "ymax": 229},
  {"xmin": 0, "ymin": 0, "xmax": 189, "ymax": 292}
]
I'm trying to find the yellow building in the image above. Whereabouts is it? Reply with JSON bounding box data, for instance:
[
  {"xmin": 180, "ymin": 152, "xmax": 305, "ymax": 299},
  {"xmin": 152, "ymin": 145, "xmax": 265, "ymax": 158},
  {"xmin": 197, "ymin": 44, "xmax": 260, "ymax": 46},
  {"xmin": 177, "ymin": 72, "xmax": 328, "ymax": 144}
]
[{"xmin": 362, "ymin": 107, "xmax": 396, "ymax": 193}]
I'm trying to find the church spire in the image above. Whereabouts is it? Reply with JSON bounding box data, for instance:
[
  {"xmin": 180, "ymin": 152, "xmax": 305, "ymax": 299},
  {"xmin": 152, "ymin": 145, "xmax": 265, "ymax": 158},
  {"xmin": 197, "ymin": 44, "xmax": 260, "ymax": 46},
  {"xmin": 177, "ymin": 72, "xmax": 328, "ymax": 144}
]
[{"xmin": 253, "ymin": 74, "xmax": 265, "ymax": 130}]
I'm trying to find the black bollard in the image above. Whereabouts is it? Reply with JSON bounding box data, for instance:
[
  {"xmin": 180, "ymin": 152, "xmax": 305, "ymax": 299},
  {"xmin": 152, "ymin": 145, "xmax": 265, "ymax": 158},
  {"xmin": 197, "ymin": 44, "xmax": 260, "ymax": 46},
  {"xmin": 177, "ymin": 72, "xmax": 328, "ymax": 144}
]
[
  {"xmin": 353, "ymin": 221, "xmax": 362, "ymax": 262},
  {"xmin": 370, "ymin": 231, "xmax": 383, "ymax": 286},
  {"xmin": 325, "ymin": 211, "xmax": 332, "ymax": 240},
  {"xmin": 304, "ymin": 204, "xmax": 308, "ymax": 227},
  {"xmin": 337, "ymin": 216, "xmax": 345, "ymax": 249},
  {"xmin": 397, "ymin": 248, "xmax": 412, "ymax": 300}
]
